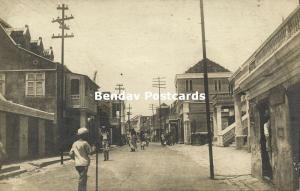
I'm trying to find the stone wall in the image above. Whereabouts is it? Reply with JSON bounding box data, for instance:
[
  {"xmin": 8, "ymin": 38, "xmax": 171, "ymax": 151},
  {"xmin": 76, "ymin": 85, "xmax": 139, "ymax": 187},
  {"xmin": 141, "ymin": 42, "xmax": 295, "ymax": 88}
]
[{"xmin": 250, "ymin": 86, "xmax": 296, "ymax": 191}]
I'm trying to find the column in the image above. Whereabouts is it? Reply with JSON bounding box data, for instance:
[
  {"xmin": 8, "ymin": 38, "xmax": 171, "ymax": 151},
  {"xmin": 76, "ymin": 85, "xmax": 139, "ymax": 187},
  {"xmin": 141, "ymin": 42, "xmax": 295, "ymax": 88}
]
[
  {"xmin": 0, "ymin": 112, "xmax": 6, "ymax": 150},
  {"xmin": 216, "ymin": 106, "xmax": 222, "ymax": 133},
  {"xmin": 234, "ymin": 94, "xmax": 244, "ymax": 149},
  {"xmin": 216, "ymin": 106, "xmax": 222, "ymax": 145},
  {"xmin": 245, "ymin": 95, "xmax": 251, "ymax": 152},
  {"xmin": 213, "ymin": 108, "xmax": 218, "ymax": 139},
  {"xmin": 38, "ymin": 119, "xmax": 46, "ymax": 156},
  {"xmin": 19, "ymin": 116, "xmax": 29, "ymax": 159},
  {"xmin": 80, "ymin": 110, "xmax": 87, "ymax": 128}
]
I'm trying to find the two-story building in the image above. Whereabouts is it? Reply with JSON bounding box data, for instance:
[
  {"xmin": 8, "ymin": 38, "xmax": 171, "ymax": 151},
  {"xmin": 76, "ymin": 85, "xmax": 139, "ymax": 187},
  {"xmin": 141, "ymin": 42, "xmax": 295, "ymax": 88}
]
[
  {"xmin": 175, "ymin": 59, "xmax": 232, "ymax": 145},
  {"xmin": 0, "ymin": 19, "xmax": 99, "ymax": 151},
  {"xmin": 230, "ymin": 6, "xmax": 300, "ymax": 190}
]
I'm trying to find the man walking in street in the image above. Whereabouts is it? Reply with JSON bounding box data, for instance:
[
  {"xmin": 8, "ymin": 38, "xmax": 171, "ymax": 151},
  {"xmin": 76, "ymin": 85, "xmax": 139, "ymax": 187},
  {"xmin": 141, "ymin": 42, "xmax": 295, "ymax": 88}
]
[{"xmin": 69, "ymin": 127, "xmax": 91, "ymax": 191}]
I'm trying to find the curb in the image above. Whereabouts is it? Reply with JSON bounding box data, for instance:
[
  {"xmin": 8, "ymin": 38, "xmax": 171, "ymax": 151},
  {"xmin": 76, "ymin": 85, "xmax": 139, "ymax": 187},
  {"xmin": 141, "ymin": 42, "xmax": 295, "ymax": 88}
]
[
  {"xmin": 29, "ymin": 157, "xmax": 72, "ymax": 168},
  {"xmin": 0, "ymin": 157, "xmax": 71, "ymax": 180},
  {"xmin": 0, "ymin": 169, "xmax": 27, "ymax": 180}
]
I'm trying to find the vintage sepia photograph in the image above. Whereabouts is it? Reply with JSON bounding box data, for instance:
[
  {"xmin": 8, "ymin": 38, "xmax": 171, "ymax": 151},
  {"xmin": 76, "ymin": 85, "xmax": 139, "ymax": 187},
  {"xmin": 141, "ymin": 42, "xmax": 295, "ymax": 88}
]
[{"xmin": 0, "ymin": 0, "xmax": 300, "ymax": 190}]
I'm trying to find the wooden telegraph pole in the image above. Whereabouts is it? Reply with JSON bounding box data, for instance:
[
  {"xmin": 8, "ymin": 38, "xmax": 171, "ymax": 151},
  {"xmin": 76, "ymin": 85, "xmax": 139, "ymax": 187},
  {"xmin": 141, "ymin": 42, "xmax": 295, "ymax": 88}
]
[
  {"xmin": 127, "ymin": 104, "xmax": 132, "ymax": 131},
  {"xmin": 52, "ymin": 4, "xmax": 74, "ymax": 165},
  {"xmin": 115, "ymin": 84, "xmax": 125, "ymax": 146},
  {"xmin": 200, "ymin": 0, "xmax": 214, "ymax": 179},
  {"xmin": 152, "ymin": 77, "xmax": 166, "ymax": 143}
]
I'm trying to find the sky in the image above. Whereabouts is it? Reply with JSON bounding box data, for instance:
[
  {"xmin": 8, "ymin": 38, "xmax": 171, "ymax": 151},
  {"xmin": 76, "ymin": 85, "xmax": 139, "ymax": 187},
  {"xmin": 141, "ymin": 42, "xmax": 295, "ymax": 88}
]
[{"xmin": 0, "ymin": 0, "xmax": 298, "ymax": 115}]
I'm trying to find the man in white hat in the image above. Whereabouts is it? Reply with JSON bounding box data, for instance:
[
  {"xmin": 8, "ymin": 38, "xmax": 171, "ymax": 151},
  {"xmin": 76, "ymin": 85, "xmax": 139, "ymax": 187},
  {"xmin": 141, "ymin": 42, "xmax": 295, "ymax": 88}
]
[{"xmin": 69, "ymin": 127, "xmax": 91, "ymax": 191}]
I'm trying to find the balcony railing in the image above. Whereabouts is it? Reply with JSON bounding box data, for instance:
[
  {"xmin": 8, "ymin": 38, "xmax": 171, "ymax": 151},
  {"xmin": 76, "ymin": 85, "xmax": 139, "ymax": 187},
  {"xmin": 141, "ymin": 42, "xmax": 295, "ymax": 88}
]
[
  {"xmin": 233, "ymin": 7, "xmax": 300, "ymax": 87},
  {"xmin": 67, "ymin": 94, "xmax": 97, "ymax": 113},
  {"xmin": 218, "ymin": 122, "xmax": 235, "ymax": 146}
]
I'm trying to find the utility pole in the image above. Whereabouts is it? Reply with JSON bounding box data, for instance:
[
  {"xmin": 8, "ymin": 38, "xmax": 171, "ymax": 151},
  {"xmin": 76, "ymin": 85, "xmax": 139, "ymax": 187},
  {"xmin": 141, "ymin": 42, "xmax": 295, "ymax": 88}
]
[
  {"xmin": 115, "ymin": 84, "xmax": 125, "ymax": 146},
  {"xmin": 127, "ymin": 104, "xmax": 132, "ymax": 131},
  {"xmin": 148, "ymin": 104, "xmax": 156, "ymax": 141},
  {"xmin": 92, "ymin": 71, "xmax": 99, "ymax": 191},
  {"xmin": 152, "ymin": 77, "xmax": 166, "ymax": 143},
  {"xmin": 52, "ymin": 4, "xmax": 74, "ymax": 165},
  {"xmin": 200, "ymin": 0, "xmax": 214, "ymax": 179}
]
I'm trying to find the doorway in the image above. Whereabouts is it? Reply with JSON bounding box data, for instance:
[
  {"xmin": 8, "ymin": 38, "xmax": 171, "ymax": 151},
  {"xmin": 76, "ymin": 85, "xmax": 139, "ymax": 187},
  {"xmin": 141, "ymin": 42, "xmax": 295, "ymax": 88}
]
[
  {"xmin": 288, "ymin": 84, "xmax": 300, "ymax": 190},
  {"xmin": 259, "ymin": 102, "xmax": 273, "ymax": 180},
  {"xmin": 6, "ymin": 113, "xmax": 19, "ymax": 161}
]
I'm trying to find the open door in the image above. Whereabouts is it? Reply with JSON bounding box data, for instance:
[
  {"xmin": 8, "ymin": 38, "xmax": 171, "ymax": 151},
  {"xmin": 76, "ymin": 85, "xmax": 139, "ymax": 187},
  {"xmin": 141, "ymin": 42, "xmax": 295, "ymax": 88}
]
[
  {"xmin": 288, "ymin": 84, "xmax": 300, "ymax": 190},
  {"xmin": 259, "ymin": 102, "xmax": 273, "ymax": 180}
]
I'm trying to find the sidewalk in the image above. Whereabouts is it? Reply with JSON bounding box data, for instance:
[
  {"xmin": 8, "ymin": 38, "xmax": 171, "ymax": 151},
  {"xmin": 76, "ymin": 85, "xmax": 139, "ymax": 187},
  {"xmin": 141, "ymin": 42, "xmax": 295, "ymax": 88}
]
[
  {"xmin": 0, "ymin": 156, "xmax": 71, "ymax": 180},
  {"xmin": 0, "ymin": 145, "xmax": 121, "ymax": 180},
  {"xmin": 168, "ymin": 144, "xmax": 275, "ymax": 191}
]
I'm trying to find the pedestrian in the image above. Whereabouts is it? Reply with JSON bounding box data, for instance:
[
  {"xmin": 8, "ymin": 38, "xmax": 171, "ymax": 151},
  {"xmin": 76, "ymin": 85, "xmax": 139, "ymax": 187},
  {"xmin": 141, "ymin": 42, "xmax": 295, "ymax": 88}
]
[
  {"xmin": 140, "ymin": 131, "xmax": 146, "ymax": 150},
  {"xmin": 101, "ymin": 129, "xmax": 110, "ymax": 161},
  {"xmin": 69, "ymin": 127, "xmax": 92, "ymax": 191},
  {"xmin": 161, "ymin": 133, "xmax": 166, "ymax": 146},
  {"xmin": 130, "ymin": 129, "xmax": 137, "ymax": 152},
  {"xmin": 0, "ymin": 134, "xmax": 7, "ymax": 171}
]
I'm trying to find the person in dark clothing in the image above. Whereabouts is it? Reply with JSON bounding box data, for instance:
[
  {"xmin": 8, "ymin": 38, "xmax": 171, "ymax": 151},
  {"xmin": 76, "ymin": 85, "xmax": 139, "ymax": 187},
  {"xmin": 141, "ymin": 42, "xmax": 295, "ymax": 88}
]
[{"xmin": 140, "ymin": 131, "xmax": 146, "ymax": 150}]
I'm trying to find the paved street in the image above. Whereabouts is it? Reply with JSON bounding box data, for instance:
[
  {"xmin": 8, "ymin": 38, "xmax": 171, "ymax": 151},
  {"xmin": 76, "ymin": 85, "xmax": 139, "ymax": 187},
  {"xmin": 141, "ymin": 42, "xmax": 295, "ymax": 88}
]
[{"xmin": 0, "ymin": 144, "xmax": 272, "ymax": 191}]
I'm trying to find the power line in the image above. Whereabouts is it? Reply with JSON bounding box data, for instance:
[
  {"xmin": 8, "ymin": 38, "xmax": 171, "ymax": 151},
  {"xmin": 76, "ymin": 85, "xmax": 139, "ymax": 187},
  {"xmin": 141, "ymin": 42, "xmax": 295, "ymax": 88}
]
[{"xmin": 51, "ymin": 3, "xmax": 74, "ymax": 165}]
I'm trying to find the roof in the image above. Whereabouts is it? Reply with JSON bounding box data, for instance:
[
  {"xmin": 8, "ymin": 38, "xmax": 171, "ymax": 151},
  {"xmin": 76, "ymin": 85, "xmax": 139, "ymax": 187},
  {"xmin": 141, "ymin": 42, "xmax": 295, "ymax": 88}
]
[
  {"xmin": 0, "ymin": 97, "xmax": 54, "ymax": 120},
  {"xmin": 0, "ymin": 18, "xmax": 11, "ymax": 28},
  {"xmin": 185, "ymin": 59, "xmax": 230, "ymax": 73}
]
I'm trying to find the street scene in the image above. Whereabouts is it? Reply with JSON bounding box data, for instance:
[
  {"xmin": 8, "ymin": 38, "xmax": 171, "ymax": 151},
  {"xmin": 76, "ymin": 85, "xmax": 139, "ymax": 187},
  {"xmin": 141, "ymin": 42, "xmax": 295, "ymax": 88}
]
[
  {"xmin": 0, "ymin": 144, "xmax": 273, "ymax": 191},
  {"xmin": 0, "ymin": 0, "xmax": 300, "ymax": 191}
]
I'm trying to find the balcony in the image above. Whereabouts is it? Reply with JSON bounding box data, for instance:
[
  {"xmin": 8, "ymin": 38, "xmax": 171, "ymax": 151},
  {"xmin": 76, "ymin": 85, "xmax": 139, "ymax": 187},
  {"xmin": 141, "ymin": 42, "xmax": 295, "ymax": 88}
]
[
  {"xmin": 110, "ymin": 117, "xmax": 119, "ymax": 125},
  {"xmin": 232, "ymin": 7, "xmax": 300, "ymax": 91},
  {"xmin": 67, "ymin": 94, "xmax": 97, "ymax": 113},
  {"xmin": 212, "ymin": 93, "xmax": 233, "ymax": 106}
]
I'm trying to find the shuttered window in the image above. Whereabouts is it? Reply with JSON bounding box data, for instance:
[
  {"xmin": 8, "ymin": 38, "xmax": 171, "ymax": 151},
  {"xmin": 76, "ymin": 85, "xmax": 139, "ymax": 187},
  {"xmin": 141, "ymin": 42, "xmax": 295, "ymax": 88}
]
[{"xmin": 26, "ymin": 73, "xmax": 45, "ymax": 96}]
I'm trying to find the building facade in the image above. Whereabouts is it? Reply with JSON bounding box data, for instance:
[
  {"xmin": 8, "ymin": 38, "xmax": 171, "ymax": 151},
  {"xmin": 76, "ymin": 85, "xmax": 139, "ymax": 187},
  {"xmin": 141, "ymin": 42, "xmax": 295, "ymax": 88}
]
[
  {"xmin": 231, "ymin": 7, "xmax": 300, "ymax": 190},
  {"xmin": 0, "ymin": 95, "xmax": 54, "ymax": 161},
  {"xmin": 0, "ymin": 19, "xmax": 99, "ymax": 151},
  {"xmin": 175, "ymin": 59, "xmax": 232, "ymax": 145}
]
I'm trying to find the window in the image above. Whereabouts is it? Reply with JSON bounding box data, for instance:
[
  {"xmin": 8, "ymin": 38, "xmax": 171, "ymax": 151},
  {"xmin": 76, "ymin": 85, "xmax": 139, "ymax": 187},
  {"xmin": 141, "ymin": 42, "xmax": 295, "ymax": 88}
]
[
  {"xmin": 26, "ymin": 73, "xmax": 45, "ymax": 96},
  {"xmin": 214, "ymin": 80, "xmax": 218, "ymax": 91},
  {"xmin": 185, "ymin": 79, "xmax": 193, "ymax": 92},
  {"xmin": 0, "ymin": 73, "xmax": 5, "ymax": 95},
  {"xmin": 214, "ymin": 80, "xmax": 222, "ymax": 92},
  {"xmin": 71, "ymin": 79, "xmax": 80, "ymax": 95},
  {"xmin": 185, "ymin": 80, "xmax": 189, "ymax": 92}
]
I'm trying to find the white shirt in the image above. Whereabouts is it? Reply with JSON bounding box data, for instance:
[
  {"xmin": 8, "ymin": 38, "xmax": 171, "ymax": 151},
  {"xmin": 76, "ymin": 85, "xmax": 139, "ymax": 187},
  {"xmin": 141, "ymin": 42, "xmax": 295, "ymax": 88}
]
[{"xmin": 70, "ymin": 139, "xmax": 91, "ymax": 166}]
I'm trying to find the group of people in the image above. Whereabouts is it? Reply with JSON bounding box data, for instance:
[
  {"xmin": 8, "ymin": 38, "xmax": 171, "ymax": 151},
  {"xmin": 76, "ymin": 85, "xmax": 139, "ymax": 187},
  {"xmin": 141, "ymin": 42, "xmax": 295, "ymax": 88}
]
[
  {"xmin": 161, "ymin": 132, "xmax": 175, "ymax": 146},
  {"xmin": 128, "ymin": 129, "xmax": 149, "ymax": 152}
]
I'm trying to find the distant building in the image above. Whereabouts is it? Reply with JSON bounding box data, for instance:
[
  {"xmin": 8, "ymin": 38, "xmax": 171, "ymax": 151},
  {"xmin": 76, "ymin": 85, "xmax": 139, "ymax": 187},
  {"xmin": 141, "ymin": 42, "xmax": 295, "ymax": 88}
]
[
  {"xmin": 175, "ymin": 59, "xmax": 232, "ymax": 145},
  {"xmin": 150, "ymin": 103, "xmax": 170, "ymax": 142},
  {"xmin": 97, "ymin": 92, "xmax": 126, "ymax": 146}
]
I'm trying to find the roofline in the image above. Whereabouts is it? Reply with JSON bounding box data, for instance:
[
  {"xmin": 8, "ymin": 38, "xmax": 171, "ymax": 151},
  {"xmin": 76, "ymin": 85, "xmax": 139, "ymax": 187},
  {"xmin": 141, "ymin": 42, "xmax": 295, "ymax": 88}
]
[
  {"xmin": 0, "ymin": 19, "xmax": 100, "ymax": 89},
  {"xmin": 0, "ymin": 18, "xmax": 12, "ymax": 28},
  {"xmin": 232, "ymin": 6, "xmax": 300, "ymax": 80},
  {"xmin": 68, "ymin": 72, "xmax": 100, "ymax": 88}
]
